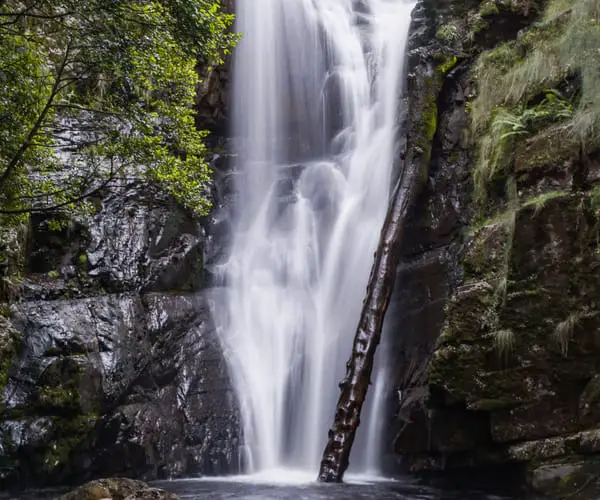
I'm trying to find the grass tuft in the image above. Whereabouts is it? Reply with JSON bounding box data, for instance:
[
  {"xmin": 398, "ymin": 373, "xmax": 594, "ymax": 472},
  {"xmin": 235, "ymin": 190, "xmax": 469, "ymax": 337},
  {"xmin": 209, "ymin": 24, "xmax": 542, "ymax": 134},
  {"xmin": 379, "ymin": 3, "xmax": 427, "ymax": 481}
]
[
  {"xmin": 494, "ymin": 329, "xmax": 515, "ymax": 361},
  {"xmin": 554, "ymin": 312, "xmax": 584, "ymax": 357}
]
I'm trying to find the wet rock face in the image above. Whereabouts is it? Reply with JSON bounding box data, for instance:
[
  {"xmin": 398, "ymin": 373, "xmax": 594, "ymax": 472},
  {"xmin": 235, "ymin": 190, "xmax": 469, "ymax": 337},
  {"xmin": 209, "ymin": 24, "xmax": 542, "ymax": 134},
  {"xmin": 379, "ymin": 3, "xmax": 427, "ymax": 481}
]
[
  {"xmin": 382, "ymin": 0, "xmax": 474, "ymax": 473},
  {"xmin": 86, "ymin": 186, "xmax": 205, "ymax": 293},
  {"xmin": 0, "ymin": 184, "xmax": 240, "ymax": 489}
]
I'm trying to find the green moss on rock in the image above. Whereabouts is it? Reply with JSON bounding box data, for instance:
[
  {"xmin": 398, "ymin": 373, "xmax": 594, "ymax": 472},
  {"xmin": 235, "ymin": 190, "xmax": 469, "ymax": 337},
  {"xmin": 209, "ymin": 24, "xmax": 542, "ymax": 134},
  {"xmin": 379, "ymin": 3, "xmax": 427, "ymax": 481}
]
[{"xmin": 41, "ymin": 414, "xmax": 98, "ymax": 474}]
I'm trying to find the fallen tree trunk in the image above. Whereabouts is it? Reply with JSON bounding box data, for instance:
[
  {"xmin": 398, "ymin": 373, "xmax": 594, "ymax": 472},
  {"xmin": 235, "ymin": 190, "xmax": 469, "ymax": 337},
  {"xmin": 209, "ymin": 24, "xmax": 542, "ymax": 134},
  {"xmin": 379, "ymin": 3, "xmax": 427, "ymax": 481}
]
[{"xmin": 317, "ymin": 23, "xmax": 443, "ymax": 480}]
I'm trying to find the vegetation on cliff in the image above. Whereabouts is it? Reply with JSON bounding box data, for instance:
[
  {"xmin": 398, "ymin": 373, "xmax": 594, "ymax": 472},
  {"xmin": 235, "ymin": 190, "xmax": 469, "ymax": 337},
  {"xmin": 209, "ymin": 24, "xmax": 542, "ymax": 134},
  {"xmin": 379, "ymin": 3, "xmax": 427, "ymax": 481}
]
[
  {"xmin": 0, "ymin": 0, "xmax": 236, "ymax": 218},
  {"xmin": 472, "ymin": 0, "xmax": 600, "ymax": 204}
]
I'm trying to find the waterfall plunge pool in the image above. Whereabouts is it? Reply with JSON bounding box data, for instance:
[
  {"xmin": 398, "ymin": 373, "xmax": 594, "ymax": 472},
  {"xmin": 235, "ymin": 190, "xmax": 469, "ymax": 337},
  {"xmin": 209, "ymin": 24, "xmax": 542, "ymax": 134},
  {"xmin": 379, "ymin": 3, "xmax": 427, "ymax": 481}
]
[{"xmin": 149, "ymin": 473, "xmax": 535, "ymax": 499}]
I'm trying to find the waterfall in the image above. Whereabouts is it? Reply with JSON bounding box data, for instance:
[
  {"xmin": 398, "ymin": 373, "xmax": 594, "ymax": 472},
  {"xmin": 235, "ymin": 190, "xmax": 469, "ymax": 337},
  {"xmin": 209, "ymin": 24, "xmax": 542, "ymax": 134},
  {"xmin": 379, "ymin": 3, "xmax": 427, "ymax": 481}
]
[{"xmin": 214, "ymin": 0, "xmax": 415, "ymax": 474}]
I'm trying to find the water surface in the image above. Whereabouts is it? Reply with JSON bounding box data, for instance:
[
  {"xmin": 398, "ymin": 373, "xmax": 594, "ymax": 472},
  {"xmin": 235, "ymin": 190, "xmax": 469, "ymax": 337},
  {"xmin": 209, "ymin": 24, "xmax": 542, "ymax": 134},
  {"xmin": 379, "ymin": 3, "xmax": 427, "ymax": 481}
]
[{"xmin": 152, "ymin": 475, "xmax": 521, "ymax": 500}]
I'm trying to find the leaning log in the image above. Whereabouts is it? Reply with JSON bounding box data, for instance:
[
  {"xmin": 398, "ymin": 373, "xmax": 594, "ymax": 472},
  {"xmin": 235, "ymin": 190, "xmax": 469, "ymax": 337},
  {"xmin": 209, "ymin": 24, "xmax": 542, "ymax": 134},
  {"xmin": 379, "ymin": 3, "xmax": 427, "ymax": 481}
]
[{"xmin": 317, "ymin": 12, "xmax": 444, "ymax": 481}]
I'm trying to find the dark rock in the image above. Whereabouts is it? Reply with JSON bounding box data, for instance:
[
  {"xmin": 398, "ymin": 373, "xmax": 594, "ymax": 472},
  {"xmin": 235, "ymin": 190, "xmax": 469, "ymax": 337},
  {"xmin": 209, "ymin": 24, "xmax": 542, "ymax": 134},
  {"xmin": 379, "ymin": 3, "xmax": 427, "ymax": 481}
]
[
  {"xmin": 124, "ymin": 488, "xmax": 179, "ymax": 500},
  {"xmin": 0, "ymin": 292, "xmax": 239, "ymax": 487}
]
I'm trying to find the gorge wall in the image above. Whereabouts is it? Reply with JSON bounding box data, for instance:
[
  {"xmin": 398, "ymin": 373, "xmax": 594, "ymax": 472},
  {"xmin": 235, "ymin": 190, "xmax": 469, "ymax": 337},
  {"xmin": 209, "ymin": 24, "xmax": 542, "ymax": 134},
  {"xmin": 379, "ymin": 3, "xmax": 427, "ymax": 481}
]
[
  {"xmin": 1, "ymin": 0, "xmax": 600, "ymax": 496},
  {"xmin": 0, "ymin": 58, "xmax": 240, "ymax": 486}
]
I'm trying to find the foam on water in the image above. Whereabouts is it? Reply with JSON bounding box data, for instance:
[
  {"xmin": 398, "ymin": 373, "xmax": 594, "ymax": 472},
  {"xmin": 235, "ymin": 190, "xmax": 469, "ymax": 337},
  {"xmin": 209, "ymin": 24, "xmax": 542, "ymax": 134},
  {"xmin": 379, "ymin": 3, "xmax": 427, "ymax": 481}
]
[{"xmin": 190, "ymin": 468, "xmax": 397, "ymax": 486}]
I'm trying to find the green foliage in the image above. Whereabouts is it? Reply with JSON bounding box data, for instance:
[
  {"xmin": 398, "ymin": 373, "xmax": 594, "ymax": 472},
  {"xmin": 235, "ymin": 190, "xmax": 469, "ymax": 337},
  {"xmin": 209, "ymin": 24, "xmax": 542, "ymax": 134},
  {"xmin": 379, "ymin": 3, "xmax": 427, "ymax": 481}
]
[
  {"xmin": 0, "ymin": 0, "xmax": 237, "ymax": 216},
  {"xmin": 0, "ymin": 216, "xmax": 27, "ymax": 301},
  {"xmin": 436, "ymin": 23, "xmax": 460, "ymax": 44},
  {"xmin": 591, "ymin": 185, "xmax": 600, "ymax": 213},
  {"xmin": 523, "ymin": 190, "xmax": 568, "ymax": 215},
  {"xmin": 480, "ymin": 1, "xmax": 501, "ymax": 17},
  {"xmin": 497, "ymin": 177, "xmax": 517, "ymax": 303}
]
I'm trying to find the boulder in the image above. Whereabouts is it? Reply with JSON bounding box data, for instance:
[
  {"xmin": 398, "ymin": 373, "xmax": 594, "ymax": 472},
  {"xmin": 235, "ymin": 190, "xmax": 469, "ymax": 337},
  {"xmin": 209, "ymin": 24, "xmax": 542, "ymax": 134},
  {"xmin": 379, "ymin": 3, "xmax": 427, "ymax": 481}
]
[{"xmin": 58, "ymin": 477, "xmax": 178, "ymax": 500}]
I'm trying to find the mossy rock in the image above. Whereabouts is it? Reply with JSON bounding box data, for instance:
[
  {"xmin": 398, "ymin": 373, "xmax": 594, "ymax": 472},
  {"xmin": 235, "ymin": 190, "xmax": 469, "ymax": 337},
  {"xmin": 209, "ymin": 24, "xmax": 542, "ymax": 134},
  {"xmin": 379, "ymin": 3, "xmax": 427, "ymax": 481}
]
[
  {"xmin": 480, "ymin": 1, "xmax": 501, "ymax": 17},
  {"xmin": 438, "ymin": 281, "xmax": 497, "ymax": 345},
  {"xmin": 529, "ymin": 456, "xmax": 600, "ymax": 499},
  {"xmin": 37, "ymin": 414, "xmax": 98, "ymax": 476},
  {"xmin": 59, "ymin": 477, "xmax": 178, "ymax": 500},
  {"xmin": 514, "ymin": 125, "xmax": 580, "ymax": 174},
  {"xmin": 428, "ymin": 343, "xmax": 489, "ymax": 401},
  {"xmin": 463, "ymin": 220, "xmax": 511, "ymax": 281},
  {"xmin": 34, "ymin": 357, "xmax": 86, "ymax": 415}
]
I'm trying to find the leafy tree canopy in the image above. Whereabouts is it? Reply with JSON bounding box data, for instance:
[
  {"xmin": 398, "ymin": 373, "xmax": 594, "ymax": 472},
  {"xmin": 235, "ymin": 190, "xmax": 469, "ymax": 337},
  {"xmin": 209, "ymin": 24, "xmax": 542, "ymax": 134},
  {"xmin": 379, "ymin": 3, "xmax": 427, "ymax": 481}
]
[{"xmin": 0, "ymin": 0, "xmax": 236, "ymax": 218}]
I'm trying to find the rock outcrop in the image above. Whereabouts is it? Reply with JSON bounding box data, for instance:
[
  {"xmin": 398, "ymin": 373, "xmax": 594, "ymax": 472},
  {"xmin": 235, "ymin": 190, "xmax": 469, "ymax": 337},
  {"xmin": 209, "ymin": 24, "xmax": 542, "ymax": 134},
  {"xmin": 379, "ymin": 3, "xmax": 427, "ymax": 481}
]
[{"xmin": 0, "ymin": 183, "xmax": 240, "ymax": 489}]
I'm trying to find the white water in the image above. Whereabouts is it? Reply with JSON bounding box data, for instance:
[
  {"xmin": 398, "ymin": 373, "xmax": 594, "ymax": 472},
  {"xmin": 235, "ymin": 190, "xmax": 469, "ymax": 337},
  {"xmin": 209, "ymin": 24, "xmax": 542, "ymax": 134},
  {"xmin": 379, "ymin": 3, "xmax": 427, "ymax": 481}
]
[{"xmin": 215, "ymin": 0, "xmax": 415, "ymax": 474}]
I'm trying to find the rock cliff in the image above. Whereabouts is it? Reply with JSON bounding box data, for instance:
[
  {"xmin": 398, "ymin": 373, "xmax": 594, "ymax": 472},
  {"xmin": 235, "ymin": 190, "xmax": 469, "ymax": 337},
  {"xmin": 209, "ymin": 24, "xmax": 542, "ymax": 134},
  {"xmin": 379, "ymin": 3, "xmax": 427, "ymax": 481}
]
[
  {"xmin": 390, "ymin": 0, "xmax": 600, "ymax": 497},
  {"xmin": 0, "ymin": 179, "xmax": 240, "ymax": 488}
]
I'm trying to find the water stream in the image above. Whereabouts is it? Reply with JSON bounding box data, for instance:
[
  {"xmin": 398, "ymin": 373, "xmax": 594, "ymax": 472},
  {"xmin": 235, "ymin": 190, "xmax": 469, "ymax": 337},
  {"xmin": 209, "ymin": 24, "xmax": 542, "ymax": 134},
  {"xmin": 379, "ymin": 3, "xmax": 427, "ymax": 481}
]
[{"xmin": 214, "ymin": 0, "xmax": 415, "ymax": 474}]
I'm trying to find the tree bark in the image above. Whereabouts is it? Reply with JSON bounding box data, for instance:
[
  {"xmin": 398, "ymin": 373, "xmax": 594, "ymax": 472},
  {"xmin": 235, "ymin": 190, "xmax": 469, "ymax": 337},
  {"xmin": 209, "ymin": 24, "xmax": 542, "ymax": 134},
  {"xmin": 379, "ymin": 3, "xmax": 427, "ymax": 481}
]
[
  {"xmin": 316, "ymin": 150, "xmax": 424, "ymax": 482},
  {"xmin": 317, "ymin": 41, "xmax": 441, "ymax": 481}
]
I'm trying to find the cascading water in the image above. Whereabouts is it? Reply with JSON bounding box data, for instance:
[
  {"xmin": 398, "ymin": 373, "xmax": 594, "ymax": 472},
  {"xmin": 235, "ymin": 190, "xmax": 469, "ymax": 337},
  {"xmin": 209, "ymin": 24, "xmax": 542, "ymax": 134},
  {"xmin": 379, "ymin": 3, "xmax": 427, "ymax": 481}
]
[{"xmin": 215, "ymin": 0, "xmax": 415, "ymax": 475}]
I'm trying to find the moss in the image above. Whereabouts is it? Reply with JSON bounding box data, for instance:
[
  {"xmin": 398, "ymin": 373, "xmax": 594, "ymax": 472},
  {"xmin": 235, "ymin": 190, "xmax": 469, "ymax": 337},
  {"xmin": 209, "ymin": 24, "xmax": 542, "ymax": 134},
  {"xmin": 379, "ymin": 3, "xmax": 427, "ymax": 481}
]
[
  {"xmin": 413, "ymin": 72, "xmax": 441, "ymax": 186},
  {"xmin": 419, "ymin": 75, "xmax": 440, "ymax": 146},
  {"xmin": 480, "ymin": 1, "xmax": 501, "ymax": 17},
  {"xmin": 463, "ymin": 220, "xmax": 512, "ymax": 280},
  {"xmin": 590, "ymin": 186, "xmax": 600, "ymax": 213},
  {"xmin": 522, "ymin": 191, "xmax": 568, "ymax": 210},
  {"xmin": 47, "ymin": 270, "xmax": 59, "ymax": 279},
  {"xmin": 471, "ymin": 17, "xmax": 490, "ymax": 37},
  {"xmin": 514, "ymin": 125, "xmax": 578, "ymax": 172},
  {"xmin": 34, "ymin": 357, "xmax": 94, "ymax": 416},
  {"xmin": 428, "ymin": 343, "xmax": 489, "ymax": 401},
  {"xmin": 438, "ymin": 55, "xmax": 458, "ymax": 76},
  {"xmin": 38, "ymin": 386, "xmax": 80, "ymax": 413},
  {"xmin": 0, "ymin": 315, "xmax": 17, "ymax": 406}
]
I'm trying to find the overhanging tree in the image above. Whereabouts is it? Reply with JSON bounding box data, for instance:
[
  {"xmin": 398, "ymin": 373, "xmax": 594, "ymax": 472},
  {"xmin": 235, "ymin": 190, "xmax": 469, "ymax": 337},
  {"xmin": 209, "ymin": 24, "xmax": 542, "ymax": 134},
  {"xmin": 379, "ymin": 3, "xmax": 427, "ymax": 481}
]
[{"xmin": 0, "ymin": 0, "xmax": 236, "ymax": 217}]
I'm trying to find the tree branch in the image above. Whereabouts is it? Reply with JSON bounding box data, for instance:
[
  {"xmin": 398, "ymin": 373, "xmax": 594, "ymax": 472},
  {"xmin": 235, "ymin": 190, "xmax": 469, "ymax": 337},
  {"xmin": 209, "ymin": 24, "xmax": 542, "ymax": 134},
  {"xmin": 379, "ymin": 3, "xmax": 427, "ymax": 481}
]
[{"xmin": 0, "ymin": 39, "xmax": 73, "ymax": 189}]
